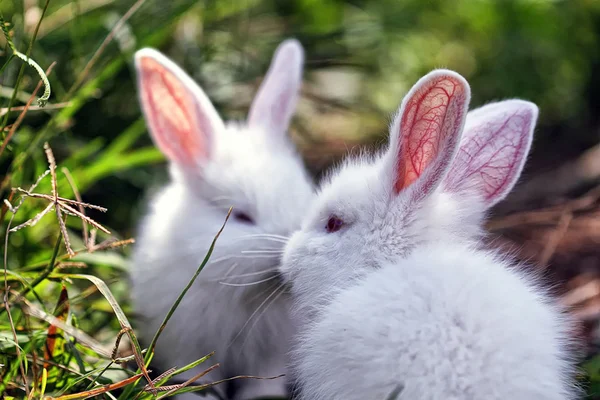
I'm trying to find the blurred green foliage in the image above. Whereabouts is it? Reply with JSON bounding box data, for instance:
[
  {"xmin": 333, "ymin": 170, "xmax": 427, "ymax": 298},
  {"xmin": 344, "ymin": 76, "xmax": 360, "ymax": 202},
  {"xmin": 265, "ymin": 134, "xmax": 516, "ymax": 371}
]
[{"xmin": 0, "ymin": 0, "xmax": 599, "ymax": 397}]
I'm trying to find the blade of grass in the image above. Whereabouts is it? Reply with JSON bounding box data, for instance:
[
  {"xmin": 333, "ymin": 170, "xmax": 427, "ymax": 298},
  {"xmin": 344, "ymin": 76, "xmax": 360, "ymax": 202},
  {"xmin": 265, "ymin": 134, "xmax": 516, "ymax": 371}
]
[
  {"xmin": 51, "ymin": 372, "xmax": 144, "ymax": 400},
  {"xmin": 46, "ymin": 273, "xmax": 153, "ymax": 387},
  {"xmin": 65, "ymin": 0, "xmax": 147, "ymax": 98},
  {"xmin": 3, "ymin": 269, "xmax": 46, "ymax": 307},
  {"xmin": 19, "ymin": 295, "xmax": 112, "ymax": 359},
  {"xmin": 43, "ymin": 284, "xmax": 70, "ymax": 369},
  {"xmin": 37, "ymin": 0, "xmax": 115, "ymax": 39},
  {"xmin": 53, "ymin": 362, "xmax": 116, "ymax": 397},
  {"xmin": 3, "ymin": 292, "xmax": 29, "ymax": 397},
  {"xmin": 0, "ymin": 0, "xmax": 51, "ymax": 132},
  {"xmin": 30, "ymin": 356, "xmax": 120, "ymax": 400},
  {"xmin": 146, "ymin": 207, "xmax": 233, "ymax": 362},
  {"xmin": 0, "ymin": 61, "xmax": 56, "ymax": 159},
  {"xmin": 0, "ymin": 13, "xmax": 51, "ymax": 106},
  {"xmin": 385, "ymin": 383, "xmax": 405, "ymax": 400},
  {"xmin": 4, "ymin": 232, "xmax": 63, "ymax": 312}
]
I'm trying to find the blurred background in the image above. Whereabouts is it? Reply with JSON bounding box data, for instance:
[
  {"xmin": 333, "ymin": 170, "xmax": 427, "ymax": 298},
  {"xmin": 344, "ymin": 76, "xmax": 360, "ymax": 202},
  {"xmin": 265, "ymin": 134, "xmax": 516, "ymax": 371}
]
[{"xmin": 2, "ymin": 0, "xmax": 600, "ymax": 397}]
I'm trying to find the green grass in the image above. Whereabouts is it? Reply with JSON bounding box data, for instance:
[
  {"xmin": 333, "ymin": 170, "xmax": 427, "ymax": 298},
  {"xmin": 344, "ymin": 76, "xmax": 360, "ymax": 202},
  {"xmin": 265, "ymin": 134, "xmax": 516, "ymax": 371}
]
[{"xmin": 0, "ymin": 1, "xmax": 268, "ymax": 398}]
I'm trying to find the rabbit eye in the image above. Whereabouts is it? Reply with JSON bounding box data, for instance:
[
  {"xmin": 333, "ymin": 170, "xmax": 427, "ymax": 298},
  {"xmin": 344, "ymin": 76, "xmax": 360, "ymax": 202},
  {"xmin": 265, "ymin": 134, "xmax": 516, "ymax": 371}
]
[
  {"xmin": 234, "ymin": 211, "xmax": 255, "ymax": 225},
  {"xmin": 325, "ymin": 215, "xmax": 344, "ymax": 233}
]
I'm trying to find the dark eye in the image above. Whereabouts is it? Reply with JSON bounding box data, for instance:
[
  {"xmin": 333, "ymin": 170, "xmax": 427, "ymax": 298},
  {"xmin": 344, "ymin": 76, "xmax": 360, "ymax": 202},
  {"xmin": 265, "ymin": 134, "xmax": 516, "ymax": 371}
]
[
  {"xmin": 234, "ymin": 211, "xmax": 255, "ymax": 225},
  {"xmin": 325, "ymin": 215, "xmax": 344, "ymax": 233}
]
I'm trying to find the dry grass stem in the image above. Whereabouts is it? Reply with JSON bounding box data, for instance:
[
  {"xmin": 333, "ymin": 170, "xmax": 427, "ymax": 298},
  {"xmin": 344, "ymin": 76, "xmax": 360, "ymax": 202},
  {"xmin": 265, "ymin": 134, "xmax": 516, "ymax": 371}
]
[{"xmin": 7, "ymin": 143, "xmax": 111, "ymax": 257}]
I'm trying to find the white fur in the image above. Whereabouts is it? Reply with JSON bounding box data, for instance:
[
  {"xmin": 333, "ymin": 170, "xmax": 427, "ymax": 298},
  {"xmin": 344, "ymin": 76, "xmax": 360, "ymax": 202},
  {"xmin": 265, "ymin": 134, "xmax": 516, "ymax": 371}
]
[
  {"xmin": 281, "ymin": 70, "xmax": 580, "ymax": 399},
  {"xmin": 130, "ymin": 39, "xmax": 314, "ymax": 400},
  {"xmin": 293, "ymin": 243, "xmax": 579, "ymax": 400}
]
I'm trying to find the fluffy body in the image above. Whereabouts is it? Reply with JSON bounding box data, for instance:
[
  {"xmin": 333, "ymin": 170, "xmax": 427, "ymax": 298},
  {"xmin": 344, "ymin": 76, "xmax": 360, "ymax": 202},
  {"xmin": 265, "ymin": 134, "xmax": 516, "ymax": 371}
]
[
  {"xmin": 292, "ymin": 242, "xmax": 578, "ymax": 400},
  {"xmin": 130, "ymin": 40, "xmax": 313, "ymax": 399}
]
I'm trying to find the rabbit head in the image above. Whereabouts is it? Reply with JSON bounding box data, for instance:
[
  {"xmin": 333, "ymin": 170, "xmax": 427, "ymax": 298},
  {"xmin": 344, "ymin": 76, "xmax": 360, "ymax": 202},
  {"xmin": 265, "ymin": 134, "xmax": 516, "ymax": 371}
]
[
  {"xmin": 280, "ymin": 69, "xmax": 538, "ymax": 319},
  {"xmin": 134, "ymin": 40, "xmax": 312, "ymax": 236}
]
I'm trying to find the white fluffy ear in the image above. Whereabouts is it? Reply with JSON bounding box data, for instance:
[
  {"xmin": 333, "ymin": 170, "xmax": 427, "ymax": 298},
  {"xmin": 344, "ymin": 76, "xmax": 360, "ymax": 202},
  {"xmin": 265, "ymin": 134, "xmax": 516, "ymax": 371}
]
[
  {"xmin": 135, "ymin": 48, "xmax": 224, "ymax": 168},
  {"xmin": 247, "ymin": 39, "xmax": 304, "ymax": 135},
  {"xmin": 386, "ymin": 69, "xmax": 470, "ymax": 201},
  {"xmin": 443, "ymin": 100, "xmax": 537, "ymax": 207}
]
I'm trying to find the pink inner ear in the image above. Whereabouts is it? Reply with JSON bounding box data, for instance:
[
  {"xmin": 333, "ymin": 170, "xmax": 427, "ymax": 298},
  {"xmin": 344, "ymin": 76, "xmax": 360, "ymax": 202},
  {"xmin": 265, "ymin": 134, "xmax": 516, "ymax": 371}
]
[
  {"xmin": 446, "ymin": 110, "xmax": 532, "ymax": 202},
  {"xmin": 395, "ymin": 76, "xmax": 466, "ymax": 193},
  {"xmin": 270, "ymin": 75, "xmax": 294, "ymax": 128},
  {"xmin": 139, "ymin": 57, "xmax": 207, "ymax": 166},
  {"xmin": 247, "ymin": 42, "xmax": 302, "ymax": 134}
]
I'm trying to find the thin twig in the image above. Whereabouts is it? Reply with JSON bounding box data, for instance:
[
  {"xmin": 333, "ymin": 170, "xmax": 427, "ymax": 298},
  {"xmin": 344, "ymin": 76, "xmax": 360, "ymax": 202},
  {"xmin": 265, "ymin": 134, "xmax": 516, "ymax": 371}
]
[
  {"xmin": 88, "ymin": 238, "xmax": 135, "ymax": 253},
  {"xmin": 45, "ymin": 143, "xmax": 76, "ymax": 257},
  {"xmin": 9, "ymin": 202, "xmax": 53, "ymax": 232},
  {"xmin": 0, "ymin": 101, "xmax": 71, "ymax": 116},
  {"xmin": 59, "ymin": 202, "xmax": 111, "ymax": 234},
  {"xmin": 111, "ymin": 327, "xmax": 131, "ymax": 360},
  {"xmin": 6, "ymin": 143, "xmax": 111, "ymax": 258},
  {"xmin": 538, "ymin": 209, "xmax": 573, "ymax": 267},
  {"xmin": 158, "ymin": 364, "xmax": 221, "ymax": 397},
  {"xmin": 62, "ymin": 167, "xmax": 89, "ymax": 247},
  {"xmin": 158, "ymin": 372, "xmax": 285, "ymax": 399},
  {"xmin": 13, "ymin": 189, "xmax": 108, "ymax": 211}
]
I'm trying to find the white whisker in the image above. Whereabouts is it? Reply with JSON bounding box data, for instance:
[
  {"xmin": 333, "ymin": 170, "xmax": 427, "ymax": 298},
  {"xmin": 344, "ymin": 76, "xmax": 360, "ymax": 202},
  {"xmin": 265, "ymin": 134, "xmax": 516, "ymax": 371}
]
[
  {"xmin": 238, "ymin": 286, "xmax": 286, "ymax": 353},
  {"xmin": 241, "ymin": 250, "xmax": 284, "ymax": 255},
  {"xmin": 228, "ymin": 282, "xmax": 285, "ymax": 349},
  {"xmin": 222, "ymin": 262, "xmax": 239, "ymax": 278},
  {"xmin": 233, "ymin": 237, "xmax": 287, "ymax": 246},
  {"xmin": 210, "ymin": 196, "xmax": 235, "ymax": 202},
  {"xmin": 237, "ymin": 233, "xmax": 289, "ymax": 242},
  {"xmin": 245, "ymin": 279, "xmax": 281, "ymax": 306},
  {"xmin": 208, "ymin": 254, "xmax": 280, "ymax": 264},
  {"xmin": 219, "ymin": 275, "xmax": 279, "ymax": 287},
  {"xmin": 215, "ymin": 268, "xmax": 280, "ymax": 281},
  {"xmin": 209, "ymin": 255, "xmax": 236, "ymax": 264},
  {"xmin": 236, "ymin": 254, "xmax": 280, "ymax": 259}
]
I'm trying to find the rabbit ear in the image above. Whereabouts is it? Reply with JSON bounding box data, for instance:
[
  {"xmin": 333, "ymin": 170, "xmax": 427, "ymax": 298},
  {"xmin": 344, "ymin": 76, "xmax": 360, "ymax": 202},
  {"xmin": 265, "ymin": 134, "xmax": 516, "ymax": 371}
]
[
  {"xmin": 387, "ymin": 70, "xmax": 470, "ymax": 200},
  {"xmin": 247, "ymin": 39, "xmax": 304, "ymax": 135},
  {"xmin": 443, "ymin": 100, "xmax": 537, "ymax": 207},
  {"xmin": 135, "ymin": 48, "xmax": 224, "ymax": 168}
]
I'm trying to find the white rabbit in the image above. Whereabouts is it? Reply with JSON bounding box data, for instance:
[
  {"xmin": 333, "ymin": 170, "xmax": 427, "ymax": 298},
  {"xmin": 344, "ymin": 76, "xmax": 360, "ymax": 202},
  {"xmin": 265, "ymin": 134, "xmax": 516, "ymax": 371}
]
[
  {"xmin": 130, "ymin": 39, "xmax": 314, "ymax": 400},
  {"xmin": 280, "ymin": 70, "xmax": 581, "ymax": 400}
]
